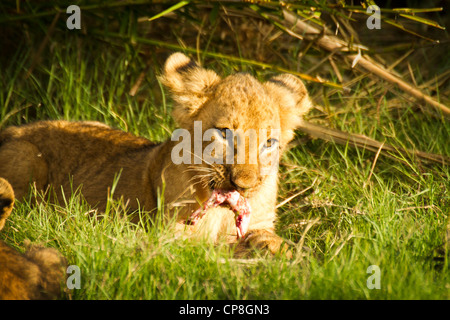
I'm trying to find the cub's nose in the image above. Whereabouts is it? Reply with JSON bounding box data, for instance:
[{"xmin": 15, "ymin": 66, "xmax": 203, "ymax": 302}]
[{"xmin": 231, "ymin": 166, "xmax": 258, "ymax": 190}]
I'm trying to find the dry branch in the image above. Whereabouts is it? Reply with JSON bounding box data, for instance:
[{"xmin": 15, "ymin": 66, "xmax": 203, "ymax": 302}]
[
  {"xmin": 281, "ymin": 9, "xmax": 450, "ymax": 117},
  {"xmin": 297, "ymin": 121, "xmax": 450, "ymax": 166}
]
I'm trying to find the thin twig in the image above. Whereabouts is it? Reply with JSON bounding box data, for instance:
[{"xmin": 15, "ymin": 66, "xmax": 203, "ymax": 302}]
[
  {"xmin": 396, "ymin": 205, "xmax": 437, "ymax": 212},
  {"xmin": 328, "ymin": 233, "xmax": 354, "ymax": 262},
  {"xmin": 217, "ymin": 258, "xmax": 265, "ymax": 265},
  {"xmin": 129, "ymin": 68, "xmax": 148, "ymax": 96},
  {"xmin": 276, "ymin": 177, "xmax": 318, "ymax": 209},
  {"xmin": 0, "ymin": 104, "xmax": 36, "ymax": 129},
  {"xmin": 293, "ymin": 217, "xmax": 321, "ymax": 264},
  {"xmin": 365, "ymin": 142, "xmax": 385, "ymax": 186}
]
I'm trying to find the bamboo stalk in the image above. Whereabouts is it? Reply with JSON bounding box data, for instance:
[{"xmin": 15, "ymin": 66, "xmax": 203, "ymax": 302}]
[{"xmin": 91, "ymin": 30, "xmax": 343, "ymax": 89}]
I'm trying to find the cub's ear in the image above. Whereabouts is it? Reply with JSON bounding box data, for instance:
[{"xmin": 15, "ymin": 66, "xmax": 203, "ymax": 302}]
[
  {"xmin": 264, "ymin": 74, "xmax": 312, "ymax": 145},
  {"xmin": 159, "ymin": 53, "xmax": 221, "ymax": 126}
]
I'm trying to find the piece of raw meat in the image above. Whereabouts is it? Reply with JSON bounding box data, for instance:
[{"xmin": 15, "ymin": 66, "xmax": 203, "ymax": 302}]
[{"xmin": 186, "ymin": 189, "xmax": 251, "ymax": 238}]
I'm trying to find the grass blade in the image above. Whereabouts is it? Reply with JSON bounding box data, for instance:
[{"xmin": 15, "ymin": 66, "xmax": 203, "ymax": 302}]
[{"xmin": 148, "ymin": 1, "xmax": 190, "ymax": 22}]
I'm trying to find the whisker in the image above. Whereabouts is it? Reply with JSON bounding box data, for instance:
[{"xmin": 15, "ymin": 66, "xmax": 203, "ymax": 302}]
[
  {"xmin": 182, "ymin": 166, "xmax": 216, "ymax": 178},
  {"xmin": 189, "ymin": 173, "xmax": 212, "ymax": 181},
  {"xmin": 187, "ymin": 173, "xmax": 213, "ymax": 185},
  {"xmin": 183, "ymin": 158, "xmax": 223, "ymax": 176},
  {"xmin": 185, "ymin": 150, "xmax": 214, "ymax": 166},
  {"xmin": 186, "ymin": 167, "xmax": 215, "ymax": 173},
  {"xmin": 188, "ymin": 165, "xmax": 213, "ymax": 170},
  {"xmin": 178, "ymin": 153, "xmax": 226, "ymax": 193}
]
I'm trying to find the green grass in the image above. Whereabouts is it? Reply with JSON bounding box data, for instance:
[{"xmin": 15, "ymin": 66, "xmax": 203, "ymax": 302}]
[{"xmin": 1, "ymin": 19, "xmax": 449, "ymax": 300}]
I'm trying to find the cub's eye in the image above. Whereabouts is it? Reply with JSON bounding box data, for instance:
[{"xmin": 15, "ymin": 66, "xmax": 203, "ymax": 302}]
[
  {"xmin": 215, "ymin": 128, "xmax": 231, "ymax": 140},
  {"xmin": 263, "ymin": 138, "xmax": 278, "ymax": 149}
]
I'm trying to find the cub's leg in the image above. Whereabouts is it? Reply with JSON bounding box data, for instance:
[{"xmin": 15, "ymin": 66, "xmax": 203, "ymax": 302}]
[{"xmin": 0, "ymin": 141, "xmax": 48, "ymax": 200}]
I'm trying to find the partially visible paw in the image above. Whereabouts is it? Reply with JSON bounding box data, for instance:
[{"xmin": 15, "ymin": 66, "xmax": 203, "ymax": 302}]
[
  {"xmin": 25, "ymin": 243, "xmax": 68, "ymax": 299},
  {"xmin": 235, "ymin": 229, "xmax": 293, "ymax": 259}
]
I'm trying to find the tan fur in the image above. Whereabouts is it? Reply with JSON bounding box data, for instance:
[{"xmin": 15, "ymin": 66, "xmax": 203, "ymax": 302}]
[
  {"xmin": 0, "ymin": 52, "xmax": 312, "ymax": 255},
  {"xmin": 0, "ymin": 178, "xmax": 14, "ymax": 230},
  {"xmin": 0, "ymin": 178, "xmax": 67, "ymax": 300}
]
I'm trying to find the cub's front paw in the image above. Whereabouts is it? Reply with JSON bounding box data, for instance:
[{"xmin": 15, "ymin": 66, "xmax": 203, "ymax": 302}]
[{"xmin": 236, "ymin": 229, "xmax": 293, "ymax": 259}]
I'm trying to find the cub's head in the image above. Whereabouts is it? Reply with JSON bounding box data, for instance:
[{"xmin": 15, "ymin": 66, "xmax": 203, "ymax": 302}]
[{"xmin": 160, "ymin": 52, "xmax": 311, "ymax": 197}]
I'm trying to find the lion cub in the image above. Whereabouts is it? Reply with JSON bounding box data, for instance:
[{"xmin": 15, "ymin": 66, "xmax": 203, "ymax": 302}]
[
  {"xmin": 0, "ymin": 53, "xmax": 311, "ymax": 255},
  {"xmin": 0, "ymin": 178, "xmax": 67, "ymax": 299}
]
